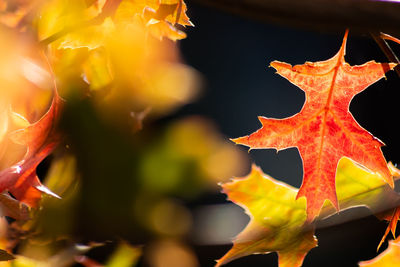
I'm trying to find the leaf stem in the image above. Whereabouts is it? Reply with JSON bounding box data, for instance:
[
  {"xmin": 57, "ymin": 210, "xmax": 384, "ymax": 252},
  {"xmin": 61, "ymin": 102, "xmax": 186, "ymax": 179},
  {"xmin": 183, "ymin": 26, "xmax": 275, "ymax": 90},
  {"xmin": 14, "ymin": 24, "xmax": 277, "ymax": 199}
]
[
  {"xmin": 39, "ymin": 0, "xmax": 122, "ymax": 46},
  {"xmin": 370, "ymin": 32, "xmax": 400, "ymax": 78}
]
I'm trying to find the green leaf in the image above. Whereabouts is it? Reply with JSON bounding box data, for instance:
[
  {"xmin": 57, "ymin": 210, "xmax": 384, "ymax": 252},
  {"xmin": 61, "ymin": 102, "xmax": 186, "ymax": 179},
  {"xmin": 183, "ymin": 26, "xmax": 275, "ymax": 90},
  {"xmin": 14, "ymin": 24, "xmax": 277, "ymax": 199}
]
[
  {"xmin": 218, "ymin": 158, "xmax": 400, "ymax": 266},
  {"xmin": 217, "ymin": 165, "xmax": 317, "ymax": 267}
]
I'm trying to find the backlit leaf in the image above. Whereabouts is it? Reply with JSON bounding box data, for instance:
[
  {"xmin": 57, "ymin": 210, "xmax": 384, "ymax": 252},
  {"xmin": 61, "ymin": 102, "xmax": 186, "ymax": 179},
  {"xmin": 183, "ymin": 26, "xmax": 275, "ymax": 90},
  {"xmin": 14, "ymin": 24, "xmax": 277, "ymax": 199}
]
[
  {"xmin": 0, "ymin": 91, "xmax": 63, "ymax": 207},
  {"xmin": 217, "ymin": 165, "xmax": 317, "ymax": 267},
  {"xmin": 218, "ymin": 158, "xmax": 400, "ymax": 266},
  {"xmin": 233, "ymin": 31, "xmax": 396, "ymax": 221}
]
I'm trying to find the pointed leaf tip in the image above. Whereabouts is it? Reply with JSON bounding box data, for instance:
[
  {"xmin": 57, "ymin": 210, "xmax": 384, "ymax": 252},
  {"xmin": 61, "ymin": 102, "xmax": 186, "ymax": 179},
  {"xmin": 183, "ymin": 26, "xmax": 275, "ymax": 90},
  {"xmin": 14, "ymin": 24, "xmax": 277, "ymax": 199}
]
[
  {"xmin": 239, "ymin": 32, "xmax": 392, "ymax": 220},
  {"xmin": 36, "ymin": 185, "xmax": 61, "ymax": 199},
  {"xmin": 269, "ymin": 61, "xmax": 292, "ymax": 72},
  {"xmin": 230, "ymin": 136, "xmax": 248, "ymax": 146}
]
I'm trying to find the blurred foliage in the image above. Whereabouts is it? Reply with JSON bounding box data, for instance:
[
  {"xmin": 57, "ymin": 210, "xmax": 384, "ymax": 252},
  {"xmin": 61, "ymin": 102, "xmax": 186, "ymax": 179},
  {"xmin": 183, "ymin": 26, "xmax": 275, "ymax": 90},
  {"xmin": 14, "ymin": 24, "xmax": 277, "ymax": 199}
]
[{"xmin": 0, "ymin": 0, "xmax": 249, "ymax": 265}]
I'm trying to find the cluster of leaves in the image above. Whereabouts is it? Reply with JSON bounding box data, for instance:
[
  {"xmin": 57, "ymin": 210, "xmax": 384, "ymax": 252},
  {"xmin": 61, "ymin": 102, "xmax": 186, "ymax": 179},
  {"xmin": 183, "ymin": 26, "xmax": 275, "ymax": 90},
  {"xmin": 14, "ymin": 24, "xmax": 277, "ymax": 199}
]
[
  {"xmin": 218, "ymin": 31, "xmax": 400, "ymax": 266},
  {"xmin": 0, "ymin": 0, "xmax": 197, "ymax": 211},
  {"xmin": 0, "ymin": 0, "xmax": 246, "ymax": 266},
  {"xmin": 2, "ymin": 0, "xmax": 400, "ymax": 266}
]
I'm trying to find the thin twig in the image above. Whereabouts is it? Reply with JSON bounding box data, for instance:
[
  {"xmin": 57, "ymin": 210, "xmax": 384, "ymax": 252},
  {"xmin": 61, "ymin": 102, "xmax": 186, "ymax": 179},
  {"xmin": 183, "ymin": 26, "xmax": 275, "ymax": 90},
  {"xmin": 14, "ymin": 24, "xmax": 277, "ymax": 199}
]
[
  {"xmin": 39, "ymin": 18, "xmax": 99, "ymax": 47},
  {"xmin": 39, "ymin": 0, "xmax": 122, "ymax": 47},
  {"xmin": 381, "ymin": 33, "xmax": 400, "ymax": 44},
  {"xmin": 370, "ymin": 32, "xmax": 400, "ymax": 78}
]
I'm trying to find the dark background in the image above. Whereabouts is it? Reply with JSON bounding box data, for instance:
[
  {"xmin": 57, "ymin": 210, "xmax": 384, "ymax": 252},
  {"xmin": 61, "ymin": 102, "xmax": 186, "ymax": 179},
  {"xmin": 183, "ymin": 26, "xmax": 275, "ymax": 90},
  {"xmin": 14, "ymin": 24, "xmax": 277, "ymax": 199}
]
[{"xmin": 171, "ymin": 2, "xmax": 400, "ymax": 266}]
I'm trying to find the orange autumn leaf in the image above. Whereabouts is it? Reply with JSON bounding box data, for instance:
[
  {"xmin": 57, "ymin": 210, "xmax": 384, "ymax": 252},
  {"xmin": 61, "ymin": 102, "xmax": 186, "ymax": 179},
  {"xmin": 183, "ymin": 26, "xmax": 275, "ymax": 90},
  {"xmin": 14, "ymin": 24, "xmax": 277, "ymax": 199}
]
[
  {"xmin": 376, "ymin": 207, "xmax": 400, "ymax": 251},
  {"xmin": 0, "ymin": 91, "xmax": 62, "ymax": 207},
  {"xmin": 142, "ymin": 0, "xmax": 194, "ymax": 41},
  {"xmin": 144, "ymin": 0, "xmax": 193, "ymax": 26},
  {"xmin": 373, "ymin": 162, "xmax": 400, "ymax": 251},
  {"xmin": 233, "ymin": 30, "xmax": 395, "ymax": 221}
]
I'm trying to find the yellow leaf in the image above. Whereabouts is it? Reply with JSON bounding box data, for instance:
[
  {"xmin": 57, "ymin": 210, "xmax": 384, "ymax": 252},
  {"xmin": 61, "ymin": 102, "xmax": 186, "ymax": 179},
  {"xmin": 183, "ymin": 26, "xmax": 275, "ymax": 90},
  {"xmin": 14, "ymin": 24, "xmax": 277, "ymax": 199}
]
[
  {"xmin": 217, "ymin": 165, "xmax": 317, "ymax": 267},
  {"xmin": 218, "ymin": 158, "xmax": 400, "ymax": 266}
]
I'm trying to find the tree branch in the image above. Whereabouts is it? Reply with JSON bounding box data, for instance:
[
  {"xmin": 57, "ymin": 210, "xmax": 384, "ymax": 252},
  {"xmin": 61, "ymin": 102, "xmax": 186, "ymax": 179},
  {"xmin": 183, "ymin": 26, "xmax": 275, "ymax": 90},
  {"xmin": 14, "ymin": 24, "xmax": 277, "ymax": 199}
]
[
  {"xmin": 370, "ymin": 32, "xmax": 400, "ymax": 78},
  {"xmin": 189, "ymin": 0, "xmax": 400, "ymax": 36}
]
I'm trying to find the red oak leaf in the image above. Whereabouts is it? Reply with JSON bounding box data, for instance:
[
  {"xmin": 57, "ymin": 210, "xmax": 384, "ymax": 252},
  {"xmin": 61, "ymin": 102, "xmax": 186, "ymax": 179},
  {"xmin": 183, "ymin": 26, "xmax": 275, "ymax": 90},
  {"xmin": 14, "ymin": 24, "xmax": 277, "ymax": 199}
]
[
  {"xmin": 233, "ymin": 31, "xmax": 395, "ymax": 221},
  {"xmin": 0, "ymin": 90, "xmax": 62, "ymax": 207}
]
